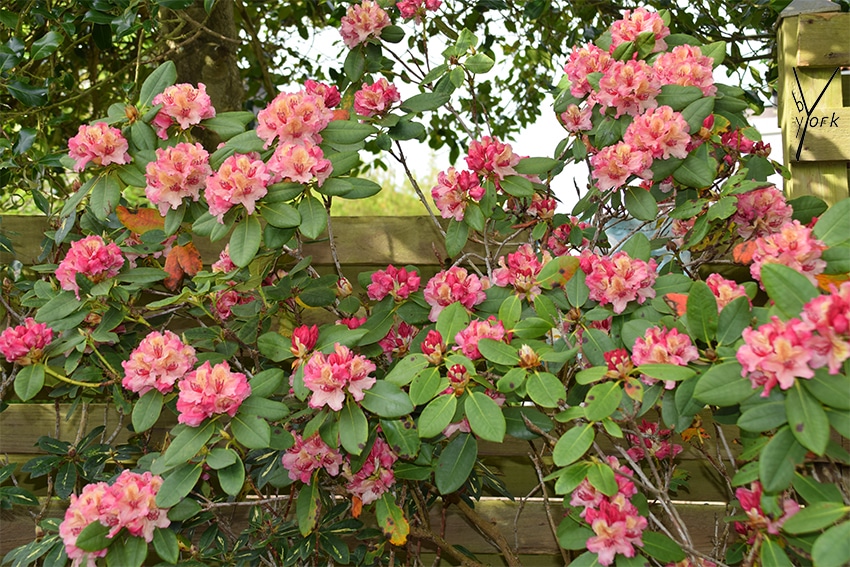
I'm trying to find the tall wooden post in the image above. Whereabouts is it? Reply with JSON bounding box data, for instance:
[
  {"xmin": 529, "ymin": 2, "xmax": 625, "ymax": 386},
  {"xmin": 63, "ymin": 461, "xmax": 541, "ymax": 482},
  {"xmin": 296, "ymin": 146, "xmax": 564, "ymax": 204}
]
[{"xmin": 777, "ymin": 0, "xmax": 850, "ymax": 204}]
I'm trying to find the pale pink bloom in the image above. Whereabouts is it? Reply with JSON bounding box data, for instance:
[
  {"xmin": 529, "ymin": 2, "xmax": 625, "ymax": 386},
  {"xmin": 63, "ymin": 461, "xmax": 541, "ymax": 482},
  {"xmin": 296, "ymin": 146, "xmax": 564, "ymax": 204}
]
[
  {"xmin": 423, "ymin": 266, "xmax": 487, "ymax": 321},
  {"xmin": 590, "ymin": 142, "xmax": 653, "ymax": 192},
  {"xmin": 151, "ymin": 83, "xmax": 215, "ymax": 138},
  {"xmin": 339, "ymin": 0, "xmax": 391, "ymax": 49},
  {"xmin": 344, "ymin": 437, "xmax": 397, "ymax": 505},
  {"xmin": 705, "ymin": 273, "xmax": 750, "ymax": 311},
  {"xmin": 431, "ymin": 167, "xmax": 485, "ymax": 221},
  {"xmin": 465, "ymin": 136, "xmax": 520, "ymax": 185},
  {"xmin": 0, "ymin": 317, "xmax": 53, "ymax": 365},
  {"xmin": 378, "ymin": 321, "xmax": 419, "ymax": 362},
  {"xmin": 596, "ymin": 59, "xmax": 660, "ymax": 118},
  {"xmin": 734, "ymin": 482, "xmax": 800, "ymax": 544},
  {"xmin": 122, "ymin": 330, "xmax": 197, "ymax": 396},
  {"xmin": 98, "ymin": 471, "xmax": 169, "ymax": 541},
  {"xmin": 67, "ymin": 122, "xmax": 131, "ymax": 172},
  {"xmin": 584, "ymin": 500, "xmax": 647, "ymax": 565},
  {"xmin": 582, "ymin": 251, "xmax": 657, "ymax": 314},
  {"xmin": 626, "ymin": 419, "xmax": 683, "ymax": 461},
  {"xmin": 59, "ymin": 482, "xmax": 110, "ymax": 566},
  {"xmin": 749, "ymin": 220, "xmax": 827, "ymax": 287},
  {"xmin": 397, "ymin": 0, "xmax": 441, "ymax": 22},
  {"xmin": 420, "ymin": 330, "xmax": 446, "ymax": 365},
  {"xmin": 609, "ymin": 7, "xmax": 669, "ymax": 53},
  {"xmin": 631, "ymin": 326, "xmax": 699, "ymax": 389},
  {"xmin": 738, "ymin": 316, "xmax": 814, "ymax": 397},
  {"xmin": 176, "ymin": 360, "xmax": 251, "ymax": 426},
  {"xmin": 281, "ymin": 431, "xmax": 343, "ymax": 483},
  {"xmin": 304, "ymin": 79, "xmax": 341, "ymax": 108},
  {"xmin": 56, "ymin": 235, "xmax": 125, "ymax": 298},
  {"xmin": 367, "ymin": 264, "xmax": 421, "ymax": 301},
  {"xmin": 354, "ymin": 78, "xmax": 400, "ymax": 117},
  {"xmin": 654, "ymin": 44, "xmax": 716, "ymax": 96},
  {"xmin": 205, "ymin": 153, "xmax": 271, "ymax": 222},
  {"xmin": 732, "ymin": 186, "xmax": 793, "ymax": 240},
  {"xmin": 145, "ymin": 142, "xmax": 211, "ymax": 215},
  {"xmin": 623, "ymin": 106, "xmax": 690, "ymax": 160},
  {"xmin": 267, "ymin": 140, "xmax": 332, "ymax": 186},
  {"xmin": 211, "ymin": 244, "xmax": 237, "ymax": 273},
  {"xmin": 455, "ymin": 317, "xmax": 507, "ymax": 360},
  {"xmin": 563, "ymin": 43, "xmax": 612, "ymax": 98},
  {"xmin": 256, "ymin": 90, "xmax": 333, "ymax": 147},
  {"xmin": 212, "ymin": 288, "xmax": 252, "ymax": 321},
  {"xmin": 801, "ymin": 282, "xmax": 850, "ymax": 374},
  {"xmin": 560, "ymin": 103, "xmax": 593, "ymax": 132},
  {"xmin": 302, "ymin": 343, "xmax": 376, "ymax": 411},
  {"xmin": 492, "ymin": 243, "xmax": 551, "ymax": 299}
]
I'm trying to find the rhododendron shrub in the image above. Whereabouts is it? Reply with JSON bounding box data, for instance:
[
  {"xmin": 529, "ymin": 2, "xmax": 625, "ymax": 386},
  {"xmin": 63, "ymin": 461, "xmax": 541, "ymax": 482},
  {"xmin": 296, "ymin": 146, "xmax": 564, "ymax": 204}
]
[{"xmin": 4, "ymin": 6, "xmax": 850, "ymax": 567}]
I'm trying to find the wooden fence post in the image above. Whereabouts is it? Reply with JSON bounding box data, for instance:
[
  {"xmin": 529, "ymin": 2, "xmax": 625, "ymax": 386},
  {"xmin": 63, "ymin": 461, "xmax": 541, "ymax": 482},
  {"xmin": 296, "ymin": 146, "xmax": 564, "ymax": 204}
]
[{"xmin": 777, "ymin": 0, "xmax": 850, "ymax": 204}]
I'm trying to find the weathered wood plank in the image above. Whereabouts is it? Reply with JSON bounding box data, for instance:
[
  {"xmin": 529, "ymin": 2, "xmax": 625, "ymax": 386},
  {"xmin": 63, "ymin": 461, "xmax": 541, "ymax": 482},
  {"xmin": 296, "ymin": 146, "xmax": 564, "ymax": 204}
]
[{"xmin": 796, "ymin": 12, "xmax": 850, "ymax": 67}]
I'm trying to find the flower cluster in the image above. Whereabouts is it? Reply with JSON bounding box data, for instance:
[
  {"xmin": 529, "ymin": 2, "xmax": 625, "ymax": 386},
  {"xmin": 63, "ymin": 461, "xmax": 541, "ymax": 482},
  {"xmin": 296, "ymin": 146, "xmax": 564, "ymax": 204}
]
[
  {"xmin": 631, "ymin": 326, "xmax": 699, "ymax": 389},
  {"xmin": 176, "ymin": 360, "xmax": 251, "ymax": 426},
  {"xmin": 339, "ymin": 0, "xmax": 390, "ymax": 49},
  {"xmin": 609, "ymin": 8, "xmax": 669, "ymax": 53},
  {"xmin": 705, "ymin": 273, "xmax": 750, "ymax": 311},
  {"xmin": 256, "ymin": 90, "xmax": 334, "ymax": 147},
  {"xmin": 626, "ymin": 419, "xmax": 683, "ymax": 461},
  {"xmin": 343, "ymin": 437, "xmax": 397, "ymax": 505},
  {"xmin": 749, "ymin": 220, "xmax": 826, "ymax": 287},
  {"xmin": 144, "ymin": 142, "xmax": 211, "ymax": 215},
  {"xmin": 151, "ymin": 83, "xmax": 215, "ymax": 138},
  {"xmin": 492, "ymin": 243, "xmax": 551, "ymax": 299},
  {"xmin": 205, "ymin": 153, "xmax": 271, "ymax": 222},
  {"xmin": 302, "ymin": 343, "xmax": 376, "ymax": 411},
  {"xmin": 431, "ymin": 167, "xmax": 485, "ymax": 221},
  {"xmin": 455, "ymin": 317, "xmax": 507, "ymax": 360},
  {"xmin": 396, "ymin": 0, "xmax": 441, "ymax": 23},
  {"xmin": 734, "ymin": 482, "xmax": 799, "ymax": 544},
  {"xmin": 67, "ymin": 122, "xmax": 131, "ymax": 172},
  {"xmin": 354, "ymin": 78, "xmax": 400, "ymax": 117},
  {"xmin": 465, "ymin": 136, "xmax": 520, "ymax": 187},
  {"xmin": 281, "ymin": 431, "xmax": 343, "ymax": 483},
  {"xmin": 122, "ymin": 330, "xmax": 197, "ymax": 396},
  {"xmin": 0, "ymin": 317, "xmax": 53, "ymax": 365},
  {"xmin": 732, "ymin": 185, "xmax": 793, "ymax": 240},
  {"xmin": 56, "ymin": 235, "xmax": 125, "ymax": 298},
  {"xmin": 59, "ymin": 471, "xmax": 169, "ymax": 565},
  {"xmin": 423, "ymin": 266, "xmax": 487, "ymax": 321},
  {"xmin": 267, "ymin": 141, "xmax": 332, "ymax": 186},
  {"xmin": 367, "ymin": 264, "xmax": 421, "ymax": 301},
  {"xmin": 581, "ymin": 251, "xmax": 657, "ymax": 314}
]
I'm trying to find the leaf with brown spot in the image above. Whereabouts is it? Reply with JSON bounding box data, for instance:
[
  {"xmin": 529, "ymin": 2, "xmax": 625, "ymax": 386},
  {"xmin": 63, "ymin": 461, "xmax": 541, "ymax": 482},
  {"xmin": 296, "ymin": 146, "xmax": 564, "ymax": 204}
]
[
  {"xmin": 116, "ymin": 206, "xmax": 165, "ymax": 234},
  {"xmin": 376, "ymin": 493, "xmax": 409, "ymax": 546},
  {"xmin": 164, "ymin": 243, "xmax": 203, "ymax": 291},
  {"xmin": 663, "ymin": 293, "xmax": 688, "ymax": 316}
]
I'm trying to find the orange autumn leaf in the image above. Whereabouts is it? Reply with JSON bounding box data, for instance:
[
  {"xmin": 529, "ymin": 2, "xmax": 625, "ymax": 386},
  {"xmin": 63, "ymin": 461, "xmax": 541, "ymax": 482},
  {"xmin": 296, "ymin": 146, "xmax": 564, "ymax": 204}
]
[
  {"xmin": 164, "ymin": 243, "xmax": 203, "ymax": 291},
  {"xmin": 331, "ymin": 108, "xmax": 350, "ymax": 121},
  {"xmin": 376, "ymin": 494, "xmax": 409, "ymax": 546},
  {"xmin": 732, "ymin": 240, "xmax": 757, "ymax": 265},
  {"xmin": 816, "ymin": 272, "xmax": 849, "ymax": 291},
  {"xmin": 351, "ymin": 495, "xmax": 363, "ymax": 519},
  {"xmin": 663, "ymin": 293, "xmax": 688, "ymax": 317},
  {"xmin": 116, "ymin": 206, "xmax": 165, "ymax": 234}
]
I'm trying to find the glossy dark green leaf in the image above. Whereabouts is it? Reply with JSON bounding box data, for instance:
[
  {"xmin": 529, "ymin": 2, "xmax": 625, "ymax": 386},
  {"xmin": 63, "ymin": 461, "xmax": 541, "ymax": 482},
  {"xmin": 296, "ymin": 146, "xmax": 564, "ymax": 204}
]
[
  {"xmin": 435, "ymin": 433, "xmax": 477, "ymax": 494},
  {"xmin": 228, "ymin": 215, "xmax": 262, "ymax": 268},
  {"xmin": 139, "ymin": 60, "xmax": 176, "ymax": 108},
  {"xmin": 361, "ymin": 380, "xmax": 414, "ymax": 418}
]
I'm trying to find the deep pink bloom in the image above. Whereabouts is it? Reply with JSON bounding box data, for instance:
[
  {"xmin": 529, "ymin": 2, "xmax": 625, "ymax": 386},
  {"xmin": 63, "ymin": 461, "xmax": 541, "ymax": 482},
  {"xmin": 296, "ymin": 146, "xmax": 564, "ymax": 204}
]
[
  {"xmin": 354, "ymin": 78, "xmax": 400, "ymax": 117},
  {"xmin": 732, "ymin": 186, "xmax": 793, "ymax": 240},
  {"xmin": 546, "ymin": 217, "xmax": 590, "ymax": 256},
  {"xmin": 256, "ymin": 90, "xmax": 333, "ymax": 147},
  {"xmin": 563, "ymin": 43, "xmax": 612, "ymax": 98},
  {"xmin": 492, "ymin": 244, "xmax": 551, "ymax": 299},
  {"xmin": 705, "ymin": 273, "xmax": 750, "ymax": 311},
  {"xmin": 596, "ymin": 59, "xmax": 660, "ymax": 118},
  {"xmin": 304, "ymin": 80, "xmax": 341, "ymax": 108},
  {"xmin": 176, "ymin": 361, "xmax": 251, "ymax": 426},
  {"xmin": 302, "ymin": 343, "xmax": 376, "ymax": 411},
  {"xmin": 801, "ymin": 282, "xmax": 850, "ymax": 373},
  {"xmin": 420, "ymin": 330, "xmax": 446, "ymax": 365},
  {"xmin": 122, "ymin": 330, "xmax": 197, "ymax": 396},
  {"xmin": 212, "ymin": 288, "xmax": 252, "ymax": 321},
  {"xmin": 378, "ymin": 321, "xmax": 419, "ymax": 362},
  {"xmin": 582, "ymin": 251, "xmax": 657, "ymax": 314},
  {"xmin": 344, "ymin": 437, "xmax": 397, "ymax": 505},
  {"xmin": 0, "ymin": 317, "xmax": 53, "ymax": 365},
  {"xmin": 151, "ymin": 83, "xmax": 215, "ymax": 138},
  {"xmin": 623, "ymin": 106, "xmax": 691, "ymax": 160},
  {"xmin": 749, "ymin": 220, "xmax": 827, "ymax": 287},
  {"xmin": 431, "ymin": 168, "xmax": 484, "ymax": 221},
  {"xmin": 738, "ymin": 316, "xmax": 814, "ymax": 397},
  {"xmin": 609, "ymin": 7, "xmax": 669, "ymax": 53},
  {"xmin": 465, "ymin": 136, "xmax": 520, "ymax": 185},
  {"xmin": 734, "ymin": 482, "xmax": 799, "ymax": 544},
  {"xmin": 584, "ymin": 500, "xmax": 647, "ymax": 565},
  {"xmin": 627, "ymin": 419, "xmax": 683, "ymax": 461},
  {"xmin": 367, "ymin": 264, "xmax": 421, "ymax": 301},
  {"xmin": 590, "ymin": 142, "xmax": 653, "ymax": 192},
  {"xmin": 56, "ymin": 235, "xmax": 125, "ymax": 298},
  {"xmin": 291, "ymin": 324, "xmax": 319, "ymax": 360},
  {"xmin": 145, "ymin": 142, "xmax": 211, "ymax": 215},
  {"xmin": 423, "ymin": 266, "xmax": 487, "ymax": 321},
  {"xmin": 654, "ymin": 44, "xmax": 716, "ymax": 96},
  {"xmin": 281, "ymin": 431, "xmax": 343, "ymax": 483},
  {"xmin": 205, "ymin": 153, "xmax": 271, "ymax": 222},
  {"xmin": 267, "ymin": 140, "xmax": 332, "ymax": 186},
  {"xmin": 455, "ymin": 317, "xmax": 507, "ymax": 360},
  {"xmin": 338, "ymin": 316, "xmax": 368, "ymax": 329},
  {"xmin": 631, "ymin": 327, "xmax": 699, "ymax": 389},
  {"xmin": 397, "ymin": 0, "xmax": 441, "ymax": 22},
  {"xmin": 67, "ymin": 122, "xmax": 131, "ymax": 172},
  {"xmin": 527, "ymin": 193, "xmax": 557, "ymax": 220},
  {"xmin": 339, "ymin": 0, "xmax": 390, "ymax": 49}
]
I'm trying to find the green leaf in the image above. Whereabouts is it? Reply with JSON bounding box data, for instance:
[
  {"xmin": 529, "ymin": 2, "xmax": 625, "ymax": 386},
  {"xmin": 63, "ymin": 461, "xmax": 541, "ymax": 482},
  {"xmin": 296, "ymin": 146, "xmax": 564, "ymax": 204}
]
[
  {"xmin": 74, "ymin": 521, "xmax": 112, "ymax": 552},
  {"xmin": 361, "ymin": 380, "xmax": 414, "ymax": 418},
  {"xmin": 117, "ymin": 267, "xmax": 168, "ymax": 284},
  {"xmin": 139, "ymin": 60, "xmax": 177, "ymax": 108},
  {"xmin": 409, "ymin": 367, "xmax": 444, "ymax": 405},
  {"xmin": 89, "ymin": 174, "xmax": 122, "ymax": 220},
  {"xmin": 760, "ymin": 263, "xmax": 820, "ymax": 320},
  {"xmin": 320, "ymin": 120, "xmax": 376, "ymax": 145},
  {"xmin": 498, "ymin": 294, "xmax": 522, "ymax": 329},
  {"xmin": 260, "ymin": 200, "xmax": 301, "ymax": 228},
  {"xmin": 717, "ymin": 296, "xmax": 751, "ymax": 345},
  {"xmin": 218, "ymin": 457, "xmax": 245, "ymax": 496},
  {"xmin": 14, "ymin": 364, "xmax": 44, "ymax": 402},
  {"xmin": 435, "ymin": 433, "xmax": 477, "ymax": 494},
  {"xmin": 205, "ymin": 447, "xmax": 238, "ymax": 469},
  {"xmin": 693, "ymin": 361, "xmax": 754, "ymax": 405},
  {"xmin": 654, "ymin": 85, "xmax": 704, "ymax": 109},
  {"xmin": 641, "ymin": 531, "xmax": 687, "ymax": 563},
  {"xmin": 257, "ymin": 332, "xmax": 291, "ymax": 362},
  {"xmin": 553, "ymin": 423, "xmax": 594, "ymax": 467},
  {"xmin": 238, "ymin": 396, "xmax": 289, "ymax": 420},
  {"xmin": 296, "ymin": 476, "xmax": 321, "ymax": 536},
  {"xmin": 465, "ymin": 390, "xmax": 506, "ymax": 442},
  {"xmin": 30, "ymin": 31, "xmax": 62, "ymax": 60},
  {"xmin": 811, "ymin": 521, "xmax": 850, "ymax": 567},
  {"xmin": 804, "ymin": 371, "xmax": 850, "ymax": 410},
  {"xmin": 786, "ymin": 382, "xmax": 830, "ymax": 455},
  {"xmin": 160, "ymin": 421, "xmax": 215, "ymax": 471},
  {"xmin": 339, "ymin": 400, "xmax": 369, "ymax": 456},
  {"xmin": 672, "ymin": 144, "xmax": 717, "ymax": 188},
  {"xmin": 760, "ymin": 426, "xmax": 808, "ymax": 492},
  {"xmin": 387, "ymin": 119, "xmax": 426, "ymax": 141},
  {"xmin": 477, "ymin": 338, "xmax": 519, "ymax": 366},
  {"xmin": 153, "ymin": 527, "xmax": 179, "ymax": 564},
  {"xmin": 537, "ymin": 255, "xmax": 580, "ymax": 290},
  {"xmin": 436, "ymin": 301, "xmax": 469, "ymax": 345},
  {"xmin": 527, "ymin": 371, "xmax": 566, "ymax": 408},
  {"xmin": 813, "ymin": 198, "xmax": 850, "ymax": 246},
  {"xmin": 782, "ymin": 502, "xmax": 848, "ymax": 534},
  {"xmin": 249, "ymin": 368, "xmax": 284, "ymax": 398},
  {"xmin": 793, "ymin": 473, "xmax": 845, "ymax": 504},
  {"xmin": 229, "ymin": 215, "xmax": 262, "ymax": 268},
  {"xmin": 201, "ymin": 111, "xmax": 254, "ymax": 140},
  {"xmin": 587, "ymin": 461, "xmax": 617, "ymax": 496},
  {"xmin": 400, "ymin": 92, "xmax": 451, "ymax": 113},
  {"xmin": 106, "ymin": 535, "xmax": 148, "ymax": 567},
  {"xmin": 680, "ymin": 96, "xmax": 715, "ymax": 133},
  {"xmin": 385, "ymin": 353, "xmax": 430, "ymax": 387},
  {"xmin": 499, "ymin": 175, "xmax": 534, "ymax": 197},
  {"xmin": 583, "ymin": 381, "xmax": 622, "ymax": 422},
  {"xmin": 380, "ymin": 417, "xmax": 420, "ymax": 459},
  {"xmin": 738, "ymin": 400, "xmax": 788, "ymax": 432},
  {"xmin": 760, "ymin": 537, "xmax": 794, "ymax": 567},
  {"xmin": 686, "ymin": 280, "xmax": 718, "ymax": 344},
  {"xmin": 445, "ymin": 220, "xmax": 468, "ymax": 258},
  {"xmin": 298, "ymin": 195, "xmax": 326, "ymax": 240},
  {"xmin": 231, "ymin": 412, "xmax": 271, "ymax": 449},
  {"xmin": 624, "ymin": 187, "xmax": 657, "ymax": 221},
  {"xmin": 515, "ymin": 157, "xmax": 562, "ymax": 175},
  {"xmin": 513, "ymin": 317, "xmax": 554, "ymax": 339},
  {"xmin": 132, "ymin": 390, "xmax": 163, "ymax": 433},
  {"xmin": 464, "ymin": 52, "xmax": 495, "ymax": 74},
  {"xmin": 156, "ymin": 462, "xmax": 203, "ymax": 508},
  {"xmin": 635, "ymin": 364, "xmax": 696, "ymax": 383},
  {"xmin": 7, "ymin": 79, "xmax": 48, "ymax": 106},
  {"xmin": 418, "ymin": 394, "xmax": 457, "ymax": 438},
  {"xmin": 375, "ymin": 493, "xmax": 410, "ymax": 547},
  {"xmin": 581, "ymin": 328, "xmax": 616, "ymax": 367}
]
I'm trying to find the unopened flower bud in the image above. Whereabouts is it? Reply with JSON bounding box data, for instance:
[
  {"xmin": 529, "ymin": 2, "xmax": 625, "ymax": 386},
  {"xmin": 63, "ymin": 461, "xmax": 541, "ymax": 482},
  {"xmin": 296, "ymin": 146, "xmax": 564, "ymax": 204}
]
[
  {"xmin": 420, "ymin": 330, "xmax": 446, "ymax": 365},
  {"xmin": 517, "ymin": 344, "xmax": 541, "ymax": 369},
  {"xmin": 604, "ymin": 348, "xmax": 634, "ymax": 379},
  {"xmin": 290, "ymin": 325, "xmax": 319, "ymax": 360},
  {"xmin": 336, "ymin": 276, "xmax": 353, "ymax": 298},
  {"xmin": 447, "ymin": 364, "xmax": 469, "ymax": 397}
]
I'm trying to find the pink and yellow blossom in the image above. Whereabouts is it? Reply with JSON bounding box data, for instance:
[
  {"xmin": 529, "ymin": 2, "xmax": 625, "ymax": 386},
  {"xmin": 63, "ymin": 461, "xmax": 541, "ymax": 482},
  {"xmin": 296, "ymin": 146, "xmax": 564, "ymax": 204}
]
[
  {"xmin": 256, "ymin": 90, "xmax": 333, "ymax": 147},
  {"xmin": 122, "ymin": 330, "xmax": 197, "ymax": 396},
  {"xmin": 0, "ymin": 317, "xmax": 53, "ymax": 365},
  {"xmin": 343, "ymin": 437, "xmax": 397, "ymax": 505},
  {"xmin": 431, "ymin": 167, "xmax": 485, "ymax": 221},
  {"xmin": 67, "ymin": 122, "xmax": 131, "ymax": 172},
  {"xmin": 176, "ymin": 360, "xmax": 251, "ymax": 426},
  {"xmin": 354, "ymin": 78, "xmax": 400, "ymax": 117},
  {"xmin": 145, "ymin": 142, "xmax": 211, "ymax": 215},
  {"xmin": 749, "ymin": 220, "xmax": 827, "ymax": 287},
  {"xmin": 281, "ymin": 431, "xmax": 343, "ymax": 483},
  {"xmin": 454, "ymin": 317, "xmax": 507, "ymax": 360},
  {"xmin": 423, "ymin": 266, "xmax": 487, "ymax": 321},
  {"xmin": 151, "ymin": 83, "xmax": 215, "ymax": 138},
  {"xmin": 609, "ymin": 7, "xmax": 669, "ymax": 53},
  {"xmin": 302, "ymin": 343, "xmax": 376, "ymax": 411},
  {"xmin": 367, "ymin": 264, "xmax": 421, "ymax": 301},
  {"xmin": 266, "ymin": 140, "xmax": 332, "ymax": 186},
  {"xmin": 56, "ymin": 235, "xmax": 125, "ymax": 298},
  {"xmin": 582, "ymin": 251, "xmax": 657, "ymax": 314},
  {"xmin": 339, "ymin": 0, "xmax": 390, "ymax": 49},
  {"xmin": 204, "ymin": 153, "xmax": 271, "ymax": 222},
  {"xmin": 631, "ymin": 326, "xmax": 699, "ymax": 389},
  {"xmin": 737, "ymin": 316, "xmax": 814, "ymax": 397}
]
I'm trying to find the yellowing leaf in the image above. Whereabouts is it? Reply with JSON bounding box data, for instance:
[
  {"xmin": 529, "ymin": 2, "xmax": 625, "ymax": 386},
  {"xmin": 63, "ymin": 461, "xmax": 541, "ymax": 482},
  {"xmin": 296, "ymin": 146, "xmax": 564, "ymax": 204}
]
[
  {"xmin": 376, "ymin": 493, "xmax": 409, "ymax": 546},
  {"xmin": 116, "ymin": 205, "xmax": 165, "ymax": 234}
]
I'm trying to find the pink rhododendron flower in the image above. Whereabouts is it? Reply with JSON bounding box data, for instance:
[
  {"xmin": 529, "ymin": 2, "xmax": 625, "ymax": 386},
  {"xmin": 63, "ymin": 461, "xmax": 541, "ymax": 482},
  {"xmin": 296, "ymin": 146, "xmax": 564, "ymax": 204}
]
[
  {"xmin": 705, "ymin": 273, "xmax": 750, "ymax": 311},
  {"xmin": 737, "ymin": 316, "xmax": 814, "ymax": 397},
  {"xmin": 211, "ymin": 244, "xmax": 237, "ymax": 273},
  {"xmin": 431, "ymin": 167, "xmax": 485, "ymax": 221},
  {"xmin": 627, "ymin": 419, "xmax": 683, "ymax": 461},
  {"xmin": 631, "ymin": 326, "xmax": 699, "ymax": 389},
  {"xmin": 560, "ymin": 103, "xmax": 593, "ymax": 133},
  {"xmin": 596, "ymin": 59, "xmax": 660, "ymax": 118},
  {"xmin": 344, "ymin": 437, "xmax": 397, "ymax": 505},
  {"xmin": 151, "ymin": 82, "xmax": 215, "ymax": 138},
  {"xmin": 378, "ymin": 321, "xmax": 418, "ymax": 362},
  {"xmin": 734, "ymin": 482, "xmax": 800, "ymax": 544},
  {"xmin": 302, "ymin": 343, "xmax": 376, "ymax": 411},
  {"xmin": 204, "ymin": 153, "xmax": 271, "ymax": 222},
  {"xmin": 527, "ymin": 193, "xmax": 557, "ymax": 220},
  {"xmin": 354, "ymin": 78, "xmax": 400, "ymax": 117},
  {"xmin": 56, "ymin": 235, "xmax": 125, "ymax": 298},
  {"xmin": 749, "ymin": 220, "xmax": 827, "ymax": 287},
  {"xmin": 423, "ymin": 266, "xmax": 487, "ymax": 321},
  {"xmin": 584, "ymin": 500, "xmax": 647, "ymax": 565},
  {"xmin": 465, "ymin": 136, "xmax": 520, "ymax": 185},
  {"xmin": 582, "ymin": 251, "xmax": 657, "ymax": 314},
  {"xmin": 281, "ymin": 431, "xmax": 343, "ymax": 483},
  {"xmin": 609, "ymin": 7, "xmax": 669, "ymax": 53},
  {"xmin": 176, "ymin": 360, "xmax": 251, "ymax": 426},
  {"xmin": 0, "ymin": 317, "xmax": 53, "ymax": 365},
  {"xmin": 59, "ymin": 482, "xmax": 110, "ymax": 567},
  {"xmin": 367, "ymin": 264, "xmax": 421, "ymax": 301},
  {"xmin": 563, "ymin": 43, "xmax": 612, "ymax": 98},
  {"xmin": 420, "ymin": 329, "xmax": 446, "ymax": 365},
  {"xmin": 267, "ymin": 140, "xmax": 332, "ymax": 186},
  {"xmin": 339, "ymin": 0, "xmax": 390, "ymax": 49},
  {"xmin": 256, "ymin": 90, "xmax": 333, "ymax": 147},
  {"xmin": 67, "ymin": 122, "xmax": 131, "ymax": 172},
  {"xmin": 212, "ymin": 288, "xmax": 252, "ymax": 321},
  {"xmin": 445, "ymin": 363, "xmax": 470, "ymax": 396},
  {"xmin": 801, "ymin": 282, "xmax": 850, "ymax": 373},
  {"xmin": 121, "ymin": 330, "xmax": 197, "ymax": 396},
  {"xmin": 654, "ymin": 44, "xmax": 716, "ymax": 96},
  {"xmin": 722, "ymin": 129, "xmax": 770, "ymax": 156},
  {"xmin": 338, "ymin": 316, "xmax": 368, "ymax": 329},
  {"xmin": 546, "ymin": 217, "xmax": 591, "ymax": 256},
  {"xmin": 455, "ymin": 317, "xmax": 507, "ymax": 360},
  {"xmin": 144, "ymin": 142, "xmax": 211, "ymax": 215},
  {"xmin": 732, "ymin": 185, "xmax": 793, "ymax": 240},
  {"xmin": 291, "ymin": 324, "xmax": 319, "ymax": 361},
  {"xmin": 622, "ymin": 106, "xmax": 691, "ymax": 160},
  {"xmin": 604, "ymin": 348, "xmax": 635, "ymax": 379},
  {"xmin": 491, "ymin": 243, "xmax": 551, "ymax": 299},
  {"xmin": 590, "ymin": 142, "xmax": 653, "ymax": 192},
  {"xmin": 304, "ymin": 79, "xmax": 341, "ymax": 108},
  {"xmin": 397, "ymin": 0, "xmax": 441, "ymax": 22}
]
